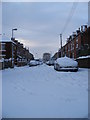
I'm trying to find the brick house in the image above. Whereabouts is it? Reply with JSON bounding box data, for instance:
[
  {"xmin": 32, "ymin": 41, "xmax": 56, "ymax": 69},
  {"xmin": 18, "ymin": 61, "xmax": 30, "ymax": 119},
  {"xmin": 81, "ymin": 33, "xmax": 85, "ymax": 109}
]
[
  {"xmin": 12, "ymin": 39, "xmax": 34, "ymax": 65},
  {"xmin": 58, "ymin": 25, "xmax": 90, "ymax": 59},
  {"xmin": 0, "ymin": 36, "xmax": 34, "ymax": 68},
  {"xmin": 0, "ymin": 36, "xmax": 16, "ymax": 68}
]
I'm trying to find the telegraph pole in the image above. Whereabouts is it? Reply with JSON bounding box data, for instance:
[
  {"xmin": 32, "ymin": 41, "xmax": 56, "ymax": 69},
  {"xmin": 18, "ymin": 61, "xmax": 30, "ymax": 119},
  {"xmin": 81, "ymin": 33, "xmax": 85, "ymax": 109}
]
[
  {"xmin": 60, "ymin": 34, "xmax": 62, "ymax": 57},
  {"xmin": 60, "ymin": 34, "xmax": 62, "ymax": 48}
]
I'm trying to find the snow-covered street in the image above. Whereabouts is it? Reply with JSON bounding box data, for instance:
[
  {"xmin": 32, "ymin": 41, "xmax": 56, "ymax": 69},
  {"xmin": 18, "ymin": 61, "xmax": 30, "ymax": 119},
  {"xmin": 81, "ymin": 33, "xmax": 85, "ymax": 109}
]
[{"xmin": 2, "ymin": 64, "xmax": 88, "ymax": 118}]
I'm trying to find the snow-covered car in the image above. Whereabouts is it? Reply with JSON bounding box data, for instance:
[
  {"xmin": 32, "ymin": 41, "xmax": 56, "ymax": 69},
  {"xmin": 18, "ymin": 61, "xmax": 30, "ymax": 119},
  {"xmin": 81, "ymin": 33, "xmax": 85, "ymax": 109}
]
[
  {"xmin": 38, "ymin": 61, "xmax": 43, "ymax": 65},
  {"xmin": 46, "ymin": 59, "xmax": 55, "ymax": 66},
  {"xmin": 35, "ymin": 59, "xmax": 43, "ymax": 65},
  {"xmin": 54, "ymin": 56, "xmax": 78, "ymax": 72},
  {"xmin": 29, "ymin": 60, "xmax": 38, "ymax": 67}
]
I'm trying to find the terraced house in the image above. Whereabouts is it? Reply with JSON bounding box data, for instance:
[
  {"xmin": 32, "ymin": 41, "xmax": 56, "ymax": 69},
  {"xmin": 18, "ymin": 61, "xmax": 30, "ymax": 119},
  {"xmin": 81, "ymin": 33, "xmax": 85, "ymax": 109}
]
[
  {"xmin": 0, "ymin": 36, "xmax": 34, "ymax": 69},
  {"xmin": 58, "ymin": 25, "xmax": 90, "ymax": 59}
]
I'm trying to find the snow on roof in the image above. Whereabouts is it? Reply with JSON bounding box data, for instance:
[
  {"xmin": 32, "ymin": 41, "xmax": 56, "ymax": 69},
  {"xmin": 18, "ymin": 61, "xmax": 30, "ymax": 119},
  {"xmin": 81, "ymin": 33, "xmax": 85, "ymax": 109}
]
[
  {"xmin": 0, "ymin": 35, "xmax": 11, "ymax": 42},
  {"xmin": 17, "ymin": 55, "xmax": 22, "ymax": 58},
  {"xmin": 56, "ymin": 56, "xmax": 78, "ymax": 67},
  {"xmin": 77, "ymin": 55, "xmax": 90, "ymax": 59},
  {"xmin": 0, "ymin": 35, "xmax": 16, "ymax": 44}
]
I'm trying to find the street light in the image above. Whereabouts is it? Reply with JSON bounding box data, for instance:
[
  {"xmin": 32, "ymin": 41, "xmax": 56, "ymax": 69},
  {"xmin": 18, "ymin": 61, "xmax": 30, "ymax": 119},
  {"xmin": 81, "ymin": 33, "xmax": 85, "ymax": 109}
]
[{"xmin": 12, "ymin": 28, "xmax": 17, "ymax": 39}]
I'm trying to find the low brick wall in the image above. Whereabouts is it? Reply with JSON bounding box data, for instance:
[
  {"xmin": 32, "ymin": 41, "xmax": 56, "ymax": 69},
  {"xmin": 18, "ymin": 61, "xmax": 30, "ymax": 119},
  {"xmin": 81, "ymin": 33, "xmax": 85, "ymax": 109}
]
[
  {"xmin": 0, "ymin": 61, "xmax": 14, "ymax": 70},
  {"xmin": 17, "ymin": 61, "xmax": 27, "ymax": 67},
  {"xmin": 4, "ymin": 61, "xmax": 14, "ymax": 68},
  {"xmin": 0, "ymin": 62, "xmax": 4, "ymax": 70},
  {"xmin": 76, "ymin": 58, "xmax": 90, "ymax": 68}
]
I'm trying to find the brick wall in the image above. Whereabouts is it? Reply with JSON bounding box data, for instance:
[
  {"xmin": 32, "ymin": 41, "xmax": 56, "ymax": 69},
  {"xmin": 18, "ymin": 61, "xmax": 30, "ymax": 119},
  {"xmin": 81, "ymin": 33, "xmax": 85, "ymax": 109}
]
[
  {"xmin": 76, "ymin": 58, "xmax": 90, "ymax": 68},
  {"xmin": 58, "ymin": 26, "xmax": 90, "ymax": 59}
]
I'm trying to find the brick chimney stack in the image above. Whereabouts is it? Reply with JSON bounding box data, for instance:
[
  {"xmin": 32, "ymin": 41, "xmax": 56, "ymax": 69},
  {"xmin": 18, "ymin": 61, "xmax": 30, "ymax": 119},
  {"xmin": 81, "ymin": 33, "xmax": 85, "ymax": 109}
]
[
  {"xmin": 81, "ymin": 26, "xmax": 83, "ymax": 32},
  {"xmin": 84, "ymin": 25, "xmax": 87, "ymax": 31}
]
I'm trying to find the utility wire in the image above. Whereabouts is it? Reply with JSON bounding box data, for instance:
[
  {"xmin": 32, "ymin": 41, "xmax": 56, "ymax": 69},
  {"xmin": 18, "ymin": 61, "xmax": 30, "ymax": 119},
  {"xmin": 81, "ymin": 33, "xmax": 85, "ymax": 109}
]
[{"xmin": 61, "ymin": 1, "xmax": 78, "ymax": 34}]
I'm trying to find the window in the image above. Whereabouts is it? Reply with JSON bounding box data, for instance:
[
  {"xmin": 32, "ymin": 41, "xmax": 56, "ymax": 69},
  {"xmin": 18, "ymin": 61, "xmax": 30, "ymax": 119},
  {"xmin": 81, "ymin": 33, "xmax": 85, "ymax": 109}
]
[
  {"xmin": 68, "ymin": 44, "xmax": 70, "ymax": 51},
  {"xmin": 65, "ymin": 46, "xmax": 67, "ymax": 52},
  {"xmin": 71, "ymin": 44, "xmax": 72, "ymax": 50},
  {"xmin": 72, "ymin": 42, "xmax": 74, "ymax": 50},
  {"xmin": 76, "ymin": 38, "xmax": 78, "ymax": 48},
  {"xmin": 72, "ymin": 53, "xmax": 74, "ymax": 58},
  {"xmin": 76, "ymin": 43, "xmax": 78, "ymax": 48},
  {"xmin": 2, "ymin": 44, "xmax": 5, "ymax": 50},
  {"xmin": 0, "ymin": 44, "xmax": 1, "ymax": 50}
]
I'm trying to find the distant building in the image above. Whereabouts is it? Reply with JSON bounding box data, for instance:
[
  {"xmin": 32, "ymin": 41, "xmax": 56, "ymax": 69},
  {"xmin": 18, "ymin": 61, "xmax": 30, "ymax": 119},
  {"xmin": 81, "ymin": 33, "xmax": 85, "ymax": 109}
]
[{"xmin": 43, "ymin": 53, "xmax": 51, "ymax": 62}]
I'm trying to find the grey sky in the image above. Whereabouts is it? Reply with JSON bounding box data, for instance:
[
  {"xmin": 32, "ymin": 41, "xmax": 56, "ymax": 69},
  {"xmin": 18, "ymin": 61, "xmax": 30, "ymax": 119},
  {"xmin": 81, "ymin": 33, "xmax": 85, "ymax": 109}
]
[{"xmin": 2, "ymin": 2, "xmax": 88, "ymax": 58}]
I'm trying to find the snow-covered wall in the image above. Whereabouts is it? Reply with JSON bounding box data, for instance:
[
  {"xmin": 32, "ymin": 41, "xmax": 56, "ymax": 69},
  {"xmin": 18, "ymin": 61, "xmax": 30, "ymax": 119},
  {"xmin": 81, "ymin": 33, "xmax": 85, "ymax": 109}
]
[
  {"xmin": 0, "ymin": 2, "xmax": 2, "ymax": 120},
  {"xmin": 76, "ymin": 57, "xmax": 90, "ymax": 68}
]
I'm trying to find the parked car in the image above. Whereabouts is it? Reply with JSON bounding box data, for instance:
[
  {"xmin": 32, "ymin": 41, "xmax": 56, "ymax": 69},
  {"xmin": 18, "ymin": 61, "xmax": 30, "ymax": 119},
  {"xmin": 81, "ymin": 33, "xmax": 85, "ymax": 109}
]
[
  {"xmin": 54, "ymin": 56, "xmax": 78, "ymax": 72},
  {"xmin": 46, "ymin": 59, "xmax": 55, "ymax": 66},
  {"xmin": 38, "ymin": 61, "xmax": 43, "ymax": 65},
  {"xmin": 36, "ymin": 59, "xmax": 43, "ymax": 65},
  {"xmin": 29, "ymin": 60, "xmax": 38, "ymax": 67}
]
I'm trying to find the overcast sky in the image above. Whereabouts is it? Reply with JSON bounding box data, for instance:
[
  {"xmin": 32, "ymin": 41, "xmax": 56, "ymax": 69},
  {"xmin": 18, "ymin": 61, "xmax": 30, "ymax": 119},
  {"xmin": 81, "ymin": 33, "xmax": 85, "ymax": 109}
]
[{"xmin": 2, "ymin": 2, "xmax": 88, "ymax": 58}]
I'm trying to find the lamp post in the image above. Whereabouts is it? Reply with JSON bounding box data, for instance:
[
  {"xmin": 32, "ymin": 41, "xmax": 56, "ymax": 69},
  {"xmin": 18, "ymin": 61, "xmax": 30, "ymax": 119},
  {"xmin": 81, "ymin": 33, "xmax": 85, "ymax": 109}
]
[{"xmin": 11, "ymin": 28, "xmax": 17, "ymax": 40}]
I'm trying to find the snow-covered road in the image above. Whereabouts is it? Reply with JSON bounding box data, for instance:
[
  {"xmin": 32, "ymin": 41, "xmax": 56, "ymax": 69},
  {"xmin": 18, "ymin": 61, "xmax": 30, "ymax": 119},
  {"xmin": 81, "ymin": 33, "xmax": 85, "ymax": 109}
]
[{"xmin": 2, "ymin": 64, "xmax": 88, "ymax": 118}]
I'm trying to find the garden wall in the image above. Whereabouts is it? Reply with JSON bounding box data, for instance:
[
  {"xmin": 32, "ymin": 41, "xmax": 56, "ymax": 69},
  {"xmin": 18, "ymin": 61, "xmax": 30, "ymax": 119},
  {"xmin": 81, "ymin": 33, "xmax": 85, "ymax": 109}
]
[{"xmin": 76, "ymin": 57, "xmax": 90, "ymax": 68}]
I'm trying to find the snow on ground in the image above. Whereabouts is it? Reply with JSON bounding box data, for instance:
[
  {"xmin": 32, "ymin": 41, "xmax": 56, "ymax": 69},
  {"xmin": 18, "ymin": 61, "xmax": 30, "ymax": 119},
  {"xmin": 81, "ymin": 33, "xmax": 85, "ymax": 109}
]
[
  {"xmin": 1, "ymin": 64, "xmax": 88, "ymax": 118},
  {"xmin": 0, "ymin": 69, "xmax": 2, "ymax": 119}
]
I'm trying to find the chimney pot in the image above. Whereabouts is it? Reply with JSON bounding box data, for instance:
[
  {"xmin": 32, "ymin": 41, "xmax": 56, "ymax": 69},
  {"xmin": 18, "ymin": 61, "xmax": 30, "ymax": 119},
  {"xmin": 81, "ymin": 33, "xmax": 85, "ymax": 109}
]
[
  {"xmin": 84, "ymin": 25, "xmax": 87, "ymax": 31},
  {"xmin": 81, "ymin": 26, "xmax": 83, "ymax": 32}
]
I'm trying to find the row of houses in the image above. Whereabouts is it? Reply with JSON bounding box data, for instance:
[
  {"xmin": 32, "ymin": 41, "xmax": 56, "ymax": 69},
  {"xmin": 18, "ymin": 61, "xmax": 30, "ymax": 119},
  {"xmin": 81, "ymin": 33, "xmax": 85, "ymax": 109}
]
[
  {"xmin": 0, "ymin": 36, "xmax": 34, "ymax": 69},
  {"xmin": 57, "ymin": 25, "xmax": 90, "ymax": 59}
]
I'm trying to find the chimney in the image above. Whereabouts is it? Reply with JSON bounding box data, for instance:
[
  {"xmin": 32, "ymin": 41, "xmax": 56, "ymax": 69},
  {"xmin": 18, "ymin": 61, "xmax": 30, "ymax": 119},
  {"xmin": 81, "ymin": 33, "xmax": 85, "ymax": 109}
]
[
  {"xmin": 84, "ymin": 25, "xmax": 87, "ymax": 31},
  {"xmin": 79, "ymin": 28, "xmax": 80, "ymax": 31},
  {"xmin": 76, "ymin": 29, "xmax": 80, "ymax": 35},
  {"xmin": 60, "ymin": 34, "xmax": 62, "ymax": 48},
  {"xmin": 81, "ymin": 26, "xmax": 83, "ymax": 32},
  {"xmin": 71, "ymin": 32, "xmax": 76, "ymax": 39},
  {"xmin": 69, "ymin": 35, "xmax": 72, "ymax": 41}
]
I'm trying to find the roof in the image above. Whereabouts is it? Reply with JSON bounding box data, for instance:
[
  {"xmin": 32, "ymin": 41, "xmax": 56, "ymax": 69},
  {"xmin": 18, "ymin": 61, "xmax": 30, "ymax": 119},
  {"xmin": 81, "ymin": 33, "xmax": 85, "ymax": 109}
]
[
  {"xmin": 0, "ymin": 35, "xmax": 16, "ymax": 44},
  {"xmin": 0, "ymin": 35, "xmax": 11, "ymax": 42}
]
